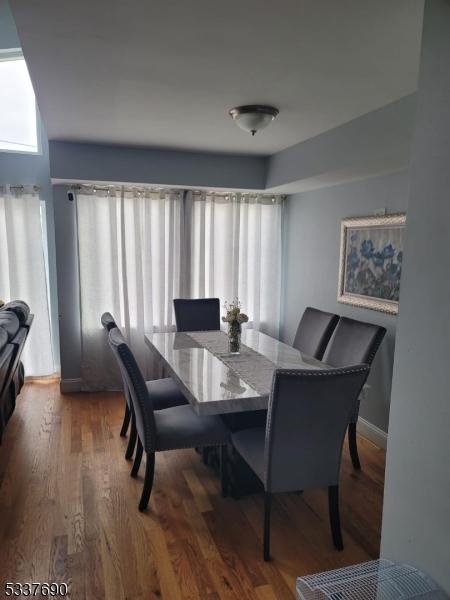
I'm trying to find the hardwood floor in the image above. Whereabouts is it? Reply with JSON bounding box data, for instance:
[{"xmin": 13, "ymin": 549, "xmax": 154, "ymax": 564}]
[{"xmin": 0, "ymin": 382, "xmax": 385, "ymax": 599}]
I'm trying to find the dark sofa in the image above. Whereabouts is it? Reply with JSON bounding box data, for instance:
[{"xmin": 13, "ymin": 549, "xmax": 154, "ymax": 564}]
[{"xmin": 0, "ymin": 301, "xmax": 33, "ymax": 442}]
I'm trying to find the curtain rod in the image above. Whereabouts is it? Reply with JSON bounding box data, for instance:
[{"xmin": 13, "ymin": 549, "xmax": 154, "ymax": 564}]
[
  {"xmin": 0, "ymin": 184, "xmax": 41, "ymax": 191},
  {"xmin": 70, "ymin": 184, "xmax": 181, "ymax": 194},
  {"xmin": 70, "ymin": 184, "xmax": 284, "ymax": 200},
  {"xmin": 190, "ymin": 190, "xmax": 285, "ymax": 200}
]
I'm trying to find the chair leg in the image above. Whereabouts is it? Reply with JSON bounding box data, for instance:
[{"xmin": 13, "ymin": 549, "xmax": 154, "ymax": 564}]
[
  {"xmin": 348, "ymin": 422, "xmax": 361, "ymax": 470},
  {"xmin": 125, "ymin": 417, "xmax": 137, "ymax": 461},
  {"xmin": 328, "ymin": 485, "xmax": 343, "ymax": 551},
  {"xmin": 120, "ymin": 403, "xmax": 131, "ymax": 437},
  {"xmin": 131, "ymin": 438, "xmax": 143, "ymax": 478},
  {"xmin": 263, "ymin": 492, "xmax": 272, "ymax": 561},
  {"xmin": 139, "ymin": 452, "xmax": 155, "ymax": 512},
  {"xmin": 220, "ymin": 445, "xmax": 228, "ymax": 497}
]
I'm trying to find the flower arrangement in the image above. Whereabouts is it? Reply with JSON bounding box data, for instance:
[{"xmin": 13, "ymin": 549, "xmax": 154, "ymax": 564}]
[
  {"xmin": 222, "ymin": 299, "xmax": 249, "ymax": 326},
  {"xmin": 222, "ymin": 299, "xmax": 248, "ymax": 353}
]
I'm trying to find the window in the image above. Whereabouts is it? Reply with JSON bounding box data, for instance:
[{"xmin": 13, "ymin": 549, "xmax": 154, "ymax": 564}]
[
  {"xmin": 0, "ymin": 53, "xmax": 39, "ymax": 153},
  {"xmin": 74, "ymin": 186, "xmax": 283, "ymax": 389},
  {"xmin": 0, "ymin": 186, "xmax": 54, "ymax": 376}
]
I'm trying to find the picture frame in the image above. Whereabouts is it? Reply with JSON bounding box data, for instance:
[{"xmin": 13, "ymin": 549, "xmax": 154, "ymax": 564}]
[{"xmin": 337, "ymin": 213, "xmax": 406, "ymax": 315}]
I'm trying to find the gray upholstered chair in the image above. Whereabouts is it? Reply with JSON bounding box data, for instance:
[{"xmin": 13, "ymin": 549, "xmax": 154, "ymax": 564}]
[
  {"xmin": 293, "ymin": 307, "xmax": 339, "ymax": 360},
  {"xmin": 322, "ymin": 316, "xmax": 386, "ymax": 469},
  {"xmin": 108, "ymin": 328, "xmax": 230, "ymax": 511},
  {"xmin": 173, "ymin": 298, "xmax": 220, "ymax": 332},
  {"xmin": 101, "ymin": 312, "xmax": 188, "ymax": 460},
  {"xmin": 231, "ymin": 364, "xmax": 370, "ymax": 561}
]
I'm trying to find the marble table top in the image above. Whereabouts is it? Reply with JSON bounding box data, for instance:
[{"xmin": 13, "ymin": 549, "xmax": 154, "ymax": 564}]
[{"xmin": 144, "ymin": 329, "xmax": 329, "ymax": 415}]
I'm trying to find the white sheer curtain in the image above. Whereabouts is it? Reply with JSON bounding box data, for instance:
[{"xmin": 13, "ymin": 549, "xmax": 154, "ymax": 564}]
[
  {"xmin": 0, "ymin": 185, "xmax": 54, "ymax": 376},
  {"xmin": 190, "ymin": 192, "xmax": 282, "ymax": 338},
  {"xmin": 76, "ymin": 187, "xmax": 182, "ymax": 390},
  {"xmin": 76, "ymin": 186, "xmax": 282, "ymax": 390}
]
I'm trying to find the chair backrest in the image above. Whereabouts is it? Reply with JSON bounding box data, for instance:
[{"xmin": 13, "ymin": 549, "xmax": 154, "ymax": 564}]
[
  {"xmin": 101, "ymin": 312, "xmax": 118, "ymax": 331},
  {"xmin": 100, "ymin": 311, "xmax": 133, "ymax": 407},
  {"xmin": 293, "ymin": 307, "xmax": 339, "ymax": 360},
  {"xmin": 264, "ymin": 364, "xmax": 369, "ymax": 493},
  {"xmin": 173, "ymin": 298, "xmax": 221, "ymax": 332},
  {"xmin": 108, "ymin": 328, "xmax": 157, "ymax": 451},
  {"xmin": 322, "ymin": 316, "xmax": 386, "ymax": 367}
]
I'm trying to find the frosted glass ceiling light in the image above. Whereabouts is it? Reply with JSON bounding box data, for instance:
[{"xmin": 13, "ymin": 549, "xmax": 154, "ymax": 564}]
[{"xmin": 229, "ymin": 105, "xmax": 279, "ymax": 136}]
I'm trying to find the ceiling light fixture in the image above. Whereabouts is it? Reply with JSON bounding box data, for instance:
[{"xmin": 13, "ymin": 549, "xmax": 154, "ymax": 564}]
[{"xmin": 229, "ymin": 105, "xmax": 279, "ymax": 136}]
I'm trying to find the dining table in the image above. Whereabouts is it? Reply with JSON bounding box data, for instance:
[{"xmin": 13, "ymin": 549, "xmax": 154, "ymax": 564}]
[
  {"xmin": 145, "ymin": 328, "xmax": 366, "ymax": 495},
  {"xmin": 144, "ymin": 328, "xmax": 332, "ymax": 416}
]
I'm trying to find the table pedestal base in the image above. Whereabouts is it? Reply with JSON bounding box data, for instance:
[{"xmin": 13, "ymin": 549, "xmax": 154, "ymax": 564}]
[{"xmin": 199, "ymin": 409, "xmax": 267, "ymax": 498}]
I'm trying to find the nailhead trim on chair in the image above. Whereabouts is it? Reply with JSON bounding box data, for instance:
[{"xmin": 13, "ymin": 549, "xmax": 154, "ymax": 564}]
[
  {"xmin": 117, "ymin": 342, "xmax": 157, "ymax": 452},
  {"xmin": 156, "ymin": 441, "xmax": 226, "ymax": 452},
  {"xmin": 366, "ymin": 329, "xmax": 386, "ymax": 366},
  {"xmin": 350, "ymin": 328, "xmax": 386, "ymax": 423},
  {"xmin": 274, "ymin": 366, "xmax": 369, "ymax": 377},
  {"xmin": 325, "ymin": 324, "xmax": 386, "ymax": 425},
  {"xmin": 263, "ymin": 365, "xmax": 370, "ymax": 489}
]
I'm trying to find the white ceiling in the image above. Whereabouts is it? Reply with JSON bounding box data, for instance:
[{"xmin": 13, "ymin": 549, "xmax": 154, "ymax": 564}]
[{"xmin": 10, "ymin": 0, "xmax": 424, "ymax": 156}]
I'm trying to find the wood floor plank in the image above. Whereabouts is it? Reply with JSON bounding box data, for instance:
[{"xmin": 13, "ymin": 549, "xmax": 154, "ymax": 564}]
[
  {"xmin": 183, "ymin": 467, "xmax": 213, "ymax": 513},
  {"xmin": 139, "ymin": 510, "xmax": 184, "ymax": 600},
  {"xmin": 168, "ymin": 537, "xmax": 218, "ymax": 600},
  {"xmin": 255, "ymin": 584, "xmax": 279, "ymax": 600},
  {"xmin": 182, "ymin": 498, "xmax": 222, "ymax": 560},
  {"xmin": 0, "ymin": 382, "xmax": 386, "ymax": 600},
  {"xmin": 208, "ymin": 495, "xmax": 267, "ymax": 588}
]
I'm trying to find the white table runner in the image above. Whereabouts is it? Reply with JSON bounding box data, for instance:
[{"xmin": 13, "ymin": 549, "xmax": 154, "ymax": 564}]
[{"xmin": 186, "ymin": 330, "xmax": 321, "ymax": 396}]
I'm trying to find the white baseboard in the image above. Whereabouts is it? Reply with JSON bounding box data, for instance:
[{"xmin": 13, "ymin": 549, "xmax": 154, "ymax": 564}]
[
  {"xmin": 357, "ymin": 417, "xmax": 388, "ymax": 449},
  {"xmin": 60, "ymin": 378, "xmax": 82, "ymax": 393}
]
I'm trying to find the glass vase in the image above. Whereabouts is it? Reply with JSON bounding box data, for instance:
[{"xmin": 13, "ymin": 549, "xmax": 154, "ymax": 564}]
[{"xmin": 228, "ymin": 322, "xmax": 241, "ymax": 354}]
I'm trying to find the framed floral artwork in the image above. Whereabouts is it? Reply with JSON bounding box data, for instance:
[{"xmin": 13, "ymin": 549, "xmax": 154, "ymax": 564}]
[{"xmin": 337, "ymin": 213, "xmax": 406, "ymax": 314}]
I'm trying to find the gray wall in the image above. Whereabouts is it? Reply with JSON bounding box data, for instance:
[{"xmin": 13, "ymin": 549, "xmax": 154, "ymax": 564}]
[
  {"xmin": 0, "ymin": 0, "xmax": 59, "ymax": 369},
  {"xmin": 0, "ymin": 0, "xmax": 18, "ymax": 48},
  {"xmin": 49, "ymin": 141, "xmax": 267, "ymax": 191},
  {"xmin": 381, "ymin": 0, "xmax": 450, "ymax": 593},
  {"xmin": 266, "ymin": 95, "xmax": 416, "ymax": 193},
  {"xmin": 281, "ymin": 170, "xmax": 410, "ymax": 433}
]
